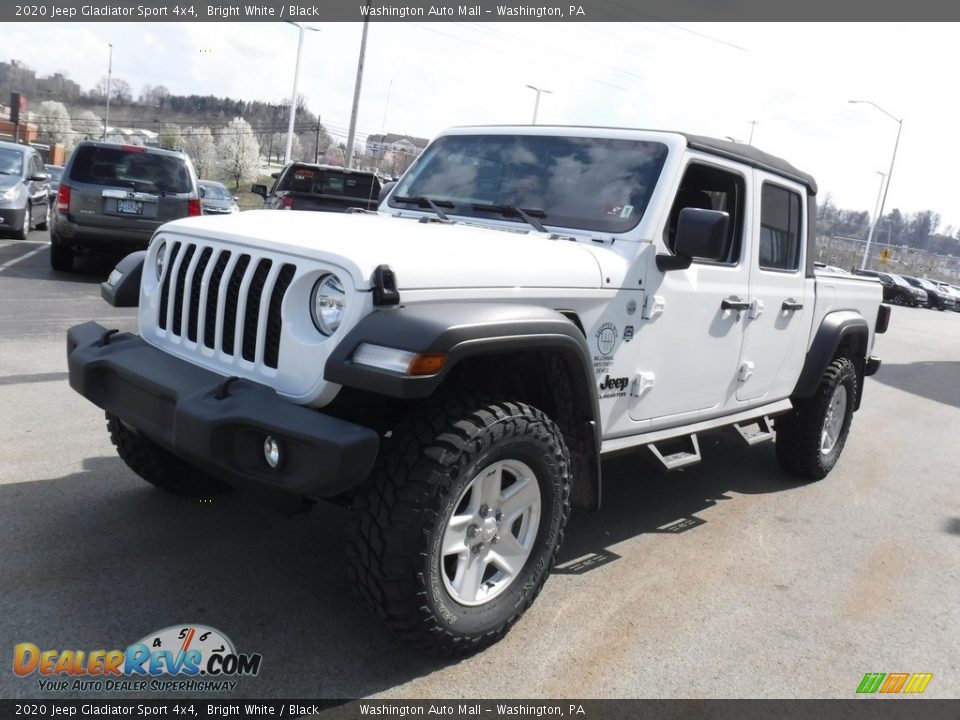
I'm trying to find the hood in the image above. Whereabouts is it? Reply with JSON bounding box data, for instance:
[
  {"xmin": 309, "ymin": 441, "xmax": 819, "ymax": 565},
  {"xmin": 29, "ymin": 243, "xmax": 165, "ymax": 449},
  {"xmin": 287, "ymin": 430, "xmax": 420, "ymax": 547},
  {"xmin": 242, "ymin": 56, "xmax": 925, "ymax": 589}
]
[
  {"xmin": 201, "ymin": 199, "xmax": 237, "ymax": 210},
  {"xmin": 161, "ymin": 209, "xmax": 604, "ymax": 290},
  {"xmin": 0, "ymin": 175, "xmax": 21, "ymax": 191}
]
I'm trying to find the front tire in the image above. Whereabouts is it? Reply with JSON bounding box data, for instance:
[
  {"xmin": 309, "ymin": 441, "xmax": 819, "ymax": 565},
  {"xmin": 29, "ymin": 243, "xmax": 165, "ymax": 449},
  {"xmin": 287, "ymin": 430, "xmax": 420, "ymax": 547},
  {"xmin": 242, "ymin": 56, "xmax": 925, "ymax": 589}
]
[
  {"xmin": 348, "ymin": 399, "xmax": 571, "ymax": 656},
  {"xmin": 107, "ymin": 413, "xmax": 231, "ymax": 496},
  {"xmin": 36, "ymin": 203, "xmax": 49, "ymax": 231},
  {"xmin": 775, "ymin": 357, "xmax": 857, "ymax": 480},
  {"xmin": 16, "ymin": 203, "xmax": 30, "ymax": 240}
]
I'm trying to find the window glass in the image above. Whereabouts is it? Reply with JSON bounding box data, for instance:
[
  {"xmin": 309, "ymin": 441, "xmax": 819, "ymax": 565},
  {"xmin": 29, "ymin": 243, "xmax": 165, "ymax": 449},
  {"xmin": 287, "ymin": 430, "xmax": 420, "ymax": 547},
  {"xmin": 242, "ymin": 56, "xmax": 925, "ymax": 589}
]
[
  {"xmin": 391, "ymin": 134, "xmax": 669, "ymax": 233},
  {"xmin": 759, "ymin": 184, "xmax": 802, "ymax": 271},
  {"xmin": 665, "ymin": 163, "xmax": 745, "ymax": 263},
  {"xmin": 0, "ymin": 148, "xmax": 24, "ymax": 176},
  {"xmin": 281, "ymin": 165, "xmax": 380, "ymax": 200},
  {"xmin": 69, "ymin": 146, "xmax": 191, "ymax": 193}
]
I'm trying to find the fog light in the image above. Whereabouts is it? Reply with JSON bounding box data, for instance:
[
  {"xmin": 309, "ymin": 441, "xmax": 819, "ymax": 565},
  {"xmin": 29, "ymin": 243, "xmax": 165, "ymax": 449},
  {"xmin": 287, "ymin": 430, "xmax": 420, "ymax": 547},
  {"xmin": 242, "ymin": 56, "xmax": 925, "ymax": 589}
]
[{"xmin": 263, "ymin": 436, "xmax": 281, "ymax": 469}]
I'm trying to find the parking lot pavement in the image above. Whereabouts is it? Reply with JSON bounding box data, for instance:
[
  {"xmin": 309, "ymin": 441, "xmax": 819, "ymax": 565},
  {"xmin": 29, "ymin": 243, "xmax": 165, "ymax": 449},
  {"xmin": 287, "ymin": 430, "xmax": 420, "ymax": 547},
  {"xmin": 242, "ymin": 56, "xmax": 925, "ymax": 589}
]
[{"xmin": 1, "ymin": 236, "xmax": 958, "ymax": 700}]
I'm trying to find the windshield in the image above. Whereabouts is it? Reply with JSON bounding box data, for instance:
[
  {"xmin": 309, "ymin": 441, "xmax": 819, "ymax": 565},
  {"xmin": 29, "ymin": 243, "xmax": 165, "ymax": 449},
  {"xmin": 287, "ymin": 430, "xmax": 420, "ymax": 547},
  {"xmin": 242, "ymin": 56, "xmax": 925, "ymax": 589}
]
[
  {"xmin": 917, "ymin": 278, "xmax": 939, "ymax": 292},
  {"xmin": 69, "ymin": 146, "xmax": 192, "ymax": 193},
  {"xmin": 0, "ymin": 148, "xmax": 24, "ymax": 176},
  {"xmin": 888, "ymin": 274, "xmax": 910, "ymax": 287},
  {"xmin": 44, "ymin": 165, "xmax": 64, "ymax": 181},
  {"xmin": 201, "ymin": 183, "xmax": 233, "ymax": 200},
  {"xmin": 279, "ymin": 165, "xmax": 380, "ymax": 199},
  {"xmin": 390, "ymin": 134, "xmax": 669, "ymax": 233}
]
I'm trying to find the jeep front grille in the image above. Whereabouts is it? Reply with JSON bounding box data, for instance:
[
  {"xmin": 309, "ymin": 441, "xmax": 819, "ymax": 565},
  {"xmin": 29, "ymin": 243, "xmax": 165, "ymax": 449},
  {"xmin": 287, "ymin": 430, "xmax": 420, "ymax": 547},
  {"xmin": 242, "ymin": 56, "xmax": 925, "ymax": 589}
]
[{"xmin": 157, "ymin": 240, "xmax": 296, "ymax": 369}]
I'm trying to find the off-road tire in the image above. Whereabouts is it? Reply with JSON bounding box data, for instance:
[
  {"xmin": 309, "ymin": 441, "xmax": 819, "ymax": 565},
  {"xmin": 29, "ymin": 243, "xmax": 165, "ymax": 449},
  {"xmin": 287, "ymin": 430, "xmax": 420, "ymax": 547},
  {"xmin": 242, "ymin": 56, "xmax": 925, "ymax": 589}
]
[
  {"xmin": 107, "ymin": 413, "xmax": 230, "ymax": 496},
  {"xmin": 775, "ymin": 357, "xmax": 857, "ymax": 480},
  {"xmin": 347, "ymin": 398, "xmax": 571, "ymax": 656},
  {"xmin": 49, "ymin": 233, "xmax": 74, "ymax": 272}
]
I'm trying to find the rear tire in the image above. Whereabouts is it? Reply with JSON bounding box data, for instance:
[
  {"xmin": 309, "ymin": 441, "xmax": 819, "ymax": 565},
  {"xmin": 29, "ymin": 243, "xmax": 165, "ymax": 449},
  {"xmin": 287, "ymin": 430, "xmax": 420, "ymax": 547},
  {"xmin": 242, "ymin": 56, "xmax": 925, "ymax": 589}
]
[
  {"xmin": 36, "ymin": 203, "xmax": 49, "ymax": 231},
  {"xmin": 348, "ymin": 398, "xmax": 571, "ymax": 656},
  {"xmin": 775, "ymin": 357, "xmax": 857, "ymax": 480},
  {"xmin": 107, "ymin": 413, "xmax": 231, "ymax": 496},
  {"xmin": 49, "ymin": 234, "xmax": 74, "ymax": 272}
]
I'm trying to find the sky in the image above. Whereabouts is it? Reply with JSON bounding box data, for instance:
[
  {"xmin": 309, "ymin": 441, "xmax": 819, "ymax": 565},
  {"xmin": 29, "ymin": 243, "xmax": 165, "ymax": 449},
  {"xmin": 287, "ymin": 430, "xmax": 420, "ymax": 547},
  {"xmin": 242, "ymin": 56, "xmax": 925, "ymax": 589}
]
[{"xmin": 6, "ymin": 21, "xmax": 957, "ymax": 232}]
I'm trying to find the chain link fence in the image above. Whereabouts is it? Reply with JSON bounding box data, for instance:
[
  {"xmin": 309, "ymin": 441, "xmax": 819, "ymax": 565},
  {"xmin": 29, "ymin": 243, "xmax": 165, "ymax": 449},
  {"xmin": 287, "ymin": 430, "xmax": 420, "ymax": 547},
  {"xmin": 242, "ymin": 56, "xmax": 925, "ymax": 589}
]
[{"xmin": 814, "ymin": 235, "xmax": 960, "ymax": 284}]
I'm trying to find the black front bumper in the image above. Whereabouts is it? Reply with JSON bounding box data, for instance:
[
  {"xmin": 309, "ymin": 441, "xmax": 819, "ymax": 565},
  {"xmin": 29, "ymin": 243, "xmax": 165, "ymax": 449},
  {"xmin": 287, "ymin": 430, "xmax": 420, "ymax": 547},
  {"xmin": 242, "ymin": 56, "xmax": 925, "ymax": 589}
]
[{"xmin": 67, "ymin": 322, "xmax": 379, "ymax": 497}]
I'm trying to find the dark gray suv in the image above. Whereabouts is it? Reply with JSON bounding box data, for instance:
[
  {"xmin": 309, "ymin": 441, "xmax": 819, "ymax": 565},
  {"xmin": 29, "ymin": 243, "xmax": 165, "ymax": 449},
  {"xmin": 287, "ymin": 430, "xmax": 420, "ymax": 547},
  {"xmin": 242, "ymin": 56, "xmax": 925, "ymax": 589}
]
[{"xmin": 51, "ymin": 141, "xmax": 201, "ymax": 271}]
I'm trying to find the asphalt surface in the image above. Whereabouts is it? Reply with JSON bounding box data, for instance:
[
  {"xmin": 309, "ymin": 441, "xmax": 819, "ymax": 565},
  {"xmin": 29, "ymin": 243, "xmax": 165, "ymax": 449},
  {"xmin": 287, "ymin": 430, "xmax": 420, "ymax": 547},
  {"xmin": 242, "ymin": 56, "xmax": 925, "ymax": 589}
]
[{"xmin": 1, "ymin": 231, "xmax": 958, "ymax": 700}]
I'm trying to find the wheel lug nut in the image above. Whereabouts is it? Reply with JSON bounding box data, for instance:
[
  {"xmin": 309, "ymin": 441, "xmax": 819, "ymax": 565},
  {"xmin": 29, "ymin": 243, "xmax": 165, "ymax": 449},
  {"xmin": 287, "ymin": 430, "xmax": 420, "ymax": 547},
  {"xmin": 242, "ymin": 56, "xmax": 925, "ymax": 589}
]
[
  {"xmin": 479, "ymin": 504, "xmax": 489, "ymax": 518},
  {"xmin": 467, "ymin": 524, "xmax": 479, "ymax": 537},
  {"xmin": 492, "ymin": 535, "xmax": 499, "ymax": 544},
  {"xmin": 495, "ymin": 510, "xmax": 502, "ymax": 521},
  {"xmin": 473, "ymin": 543, "xmax": 485, "ymax": 554}
]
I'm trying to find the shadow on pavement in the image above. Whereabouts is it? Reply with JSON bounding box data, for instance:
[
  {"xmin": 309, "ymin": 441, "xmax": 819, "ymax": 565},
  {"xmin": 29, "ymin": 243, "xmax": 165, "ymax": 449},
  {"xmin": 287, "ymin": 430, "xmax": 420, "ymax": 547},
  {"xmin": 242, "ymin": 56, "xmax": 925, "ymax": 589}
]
[
  {"xmin": 560, "ymin": 427, "xmax": 800, "ymax": 565},
  {"xmin": 0, "ymin": 428, "xmax": 799, "ymax": 699},
  {"xmin": 870, "ymin": 361, "xmax": 960, "ymax": 409}
]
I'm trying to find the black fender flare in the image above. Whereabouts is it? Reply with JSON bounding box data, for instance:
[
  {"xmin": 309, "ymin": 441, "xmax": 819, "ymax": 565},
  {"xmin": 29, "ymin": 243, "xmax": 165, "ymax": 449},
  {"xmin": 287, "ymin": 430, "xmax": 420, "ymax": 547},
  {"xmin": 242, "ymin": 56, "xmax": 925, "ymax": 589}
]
[
  {"xmin": 325, "ymin": 301, "xmax": 601, "ymax": 491},
  {"xmin": 792, "ymin": 310, "xmax": 869, "ymax": 406},
  {"xmin": 100, "ymin": 250, "xmax": 145, "ymax": 308}
]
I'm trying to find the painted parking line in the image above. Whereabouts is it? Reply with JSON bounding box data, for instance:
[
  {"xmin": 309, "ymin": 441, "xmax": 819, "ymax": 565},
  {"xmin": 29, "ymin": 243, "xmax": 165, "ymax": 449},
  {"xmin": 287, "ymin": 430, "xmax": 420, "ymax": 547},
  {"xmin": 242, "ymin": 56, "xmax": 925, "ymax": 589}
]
[{"xmin": 0, "ymin": 245, "xmax": 47, "ymax": 272}]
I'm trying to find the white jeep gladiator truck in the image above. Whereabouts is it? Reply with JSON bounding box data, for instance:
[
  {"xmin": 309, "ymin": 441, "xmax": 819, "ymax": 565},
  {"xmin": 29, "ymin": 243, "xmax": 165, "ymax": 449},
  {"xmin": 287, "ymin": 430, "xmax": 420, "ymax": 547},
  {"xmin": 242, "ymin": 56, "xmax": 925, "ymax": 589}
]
[{"xmin": 67, "ymin": 126, "xmax": 888, "ymax": 655}]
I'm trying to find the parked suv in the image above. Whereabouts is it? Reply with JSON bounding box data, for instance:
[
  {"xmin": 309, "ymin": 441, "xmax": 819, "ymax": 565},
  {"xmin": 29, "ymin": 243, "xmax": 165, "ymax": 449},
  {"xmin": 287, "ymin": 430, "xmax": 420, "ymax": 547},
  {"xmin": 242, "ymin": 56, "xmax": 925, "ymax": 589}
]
[
  {"xmin": 901, "ymin": 275, "xmax": 956, "ymax": 310},
  {"xmin": 854, "ymin": 269, "xmax": 926, "ymax": 306},
  {"xmin": 252, "ymin": 163, "xmax": 381, "ymax": 213},
  {"xmin": 0, "ymin": 140, "xmax": 50, "ymax": 239},
  {"xmin": 50, "ymin": 141, "xmax": 200, "ymax": 271}
]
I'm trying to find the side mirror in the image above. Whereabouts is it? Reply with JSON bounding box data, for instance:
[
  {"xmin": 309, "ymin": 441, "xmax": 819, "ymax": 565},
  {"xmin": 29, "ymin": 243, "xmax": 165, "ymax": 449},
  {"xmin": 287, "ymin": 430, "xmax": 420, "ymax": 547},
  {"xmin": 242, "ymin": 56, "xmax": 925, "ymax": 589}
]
[
  {"xmin": 378, "ymin": 181, "xmax": 397, "ymax": 205},
  {"xmin": 199, "ymin": 187, "xmax": 206, "ymax": 198},
  {"xmin": 100, "ymin": 251, "xmax": 146, "ymax": 307},
  {"xmin": 233, "ymin": 195, "xmax": 239, "ymax": 201},
  {"xmin": 250, "ymin": 184, "xmax": 267, "ymax": 198},
  {"xmin": 658, "ymin": 208, "xmax": 730, "ymax": 271},
  {"xmin": 270, "ymin": 171, "xmax": 280, "ymax": 179},
  {"xmin": 30, "ymin": 172, "xmax": 49, "ymax": 182}
]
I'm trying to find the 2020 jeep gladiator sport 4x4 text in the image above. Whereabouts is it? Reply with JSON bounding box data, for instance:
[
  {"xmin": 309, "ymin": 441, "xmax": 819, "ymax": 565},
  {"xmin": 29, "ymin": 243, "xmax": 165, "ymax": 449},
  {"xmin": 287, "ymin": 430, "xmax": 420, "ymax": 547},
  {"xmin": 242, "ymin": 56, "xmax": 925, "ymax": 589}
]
[{"xmin": 67, "ymin": 126, "xmax": 888, "ymax": 655}]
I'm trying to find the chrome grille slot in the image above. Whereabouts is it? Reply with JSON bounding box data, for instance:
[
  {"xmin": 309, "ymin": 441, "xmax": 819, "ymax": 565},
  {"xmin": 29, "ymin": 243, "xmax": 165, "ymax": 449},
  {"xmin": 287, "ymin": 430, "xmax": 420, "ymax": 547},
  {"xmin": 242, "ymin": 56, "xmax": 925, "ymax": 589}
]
[{"xmin": 155, "ymin": 240, "xmax": 297, "ymax": 374}]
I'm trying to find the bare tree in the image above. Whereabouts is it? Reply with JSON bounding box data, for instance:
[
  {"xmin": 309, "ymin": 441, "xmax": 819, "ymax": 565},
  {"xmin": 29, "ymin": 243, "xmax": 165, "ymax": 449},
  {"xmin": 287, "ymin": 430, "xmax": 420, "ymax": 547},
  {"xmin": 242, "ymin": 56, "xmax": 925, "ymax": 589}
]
[
  {"xmin": 111, "ymin": 79, "xmax": 133, "ymax": 105},
  {"xmin": 217, "ymin": 117, "xmax": 261, "ymax": 189},
  {"xmin": 182, "ymin": 127, "xmax": 217, "ymax": 179}
]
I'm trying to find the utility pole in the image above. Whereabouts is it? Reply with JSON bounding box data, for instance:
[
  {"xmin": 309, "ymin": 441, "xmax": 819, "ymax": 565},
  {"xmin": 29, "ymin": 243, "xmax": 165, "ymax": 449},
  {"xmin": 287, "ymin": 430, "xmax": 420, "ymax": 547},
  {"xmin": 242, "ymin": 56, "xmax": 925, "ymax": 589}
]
[
  {"xmin": 103, "ymin": 43, "xmax": 113, "ymax": 140},
  {"xmin": 345, "ymin": 8, "xmax": 370, "ymax": 170},
  {"xmin": 315, "ymin": 117, "xmax": 321, "ymax": 163}
]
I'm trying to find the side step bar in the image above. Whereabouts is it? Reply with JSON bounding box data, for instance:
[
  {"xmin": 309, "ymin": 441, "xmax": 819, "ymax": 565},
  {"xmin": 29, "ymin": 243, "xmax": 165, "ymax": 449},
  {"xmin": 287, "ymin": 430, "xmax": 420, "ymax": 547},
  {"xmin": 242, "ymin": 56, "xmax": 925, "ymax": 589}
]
[
  {"xmin": 731, "ymin": 416, "xmax": 775, "ymax": 445},
  {"xmin": 649, "ymin": 434, "xmax": 701, "ymax": 471}
]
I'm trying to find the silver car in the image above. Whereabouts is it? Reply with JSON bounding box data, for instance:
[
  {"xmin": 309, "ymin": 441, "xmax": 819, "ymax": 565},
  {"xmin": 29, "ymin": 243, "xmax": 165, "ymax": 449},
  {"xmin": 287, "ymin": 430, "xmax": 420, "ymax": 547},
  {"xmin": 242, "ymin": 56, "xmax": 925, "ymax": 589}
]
[{"xmin": 0, "ymin": 140, "xmax": 50, "ymax": 240}]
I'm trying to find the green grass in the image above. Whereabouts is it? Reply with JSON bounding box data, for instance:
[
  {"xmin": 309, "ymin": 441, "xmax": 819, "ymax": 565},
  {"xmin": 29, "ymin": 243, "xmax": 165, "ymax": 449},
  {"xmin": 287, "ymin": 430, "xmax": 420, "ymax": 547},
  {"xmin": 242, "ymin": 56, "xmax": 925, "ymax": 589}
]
[{"xmin": 213, "ymin": 174, "xmax": 273, "ymax": 211}]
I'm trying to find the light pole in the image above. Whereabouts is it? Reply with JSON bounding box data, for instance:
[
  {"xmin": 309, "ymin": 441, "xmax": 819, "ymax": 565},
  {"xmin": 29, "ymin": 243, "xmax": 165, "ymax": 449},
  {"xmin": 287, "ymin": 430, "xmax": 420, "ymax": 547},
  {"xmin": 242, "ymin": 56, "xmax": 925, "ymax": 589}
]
[
  {"xmin": 103, "ymin": 42, "xmax": 113, "ymax": 140},
  {"xmin": 849, "ymin": 99, "xmax": 902, "ymax": 270},
  {"xmin": 526, "ymin": 84, "xmax": 552, "ymax": 125},
  {"xmin": 869, "ymin": 169, "xmax": 887, "ymax": 245},
  {"xmin": 285, "ymin": 22, "xmax": 320, "ymax": 165},
  {"xmin": 345, "ymin": 10, "xmax": 370, "ymax": 170}
]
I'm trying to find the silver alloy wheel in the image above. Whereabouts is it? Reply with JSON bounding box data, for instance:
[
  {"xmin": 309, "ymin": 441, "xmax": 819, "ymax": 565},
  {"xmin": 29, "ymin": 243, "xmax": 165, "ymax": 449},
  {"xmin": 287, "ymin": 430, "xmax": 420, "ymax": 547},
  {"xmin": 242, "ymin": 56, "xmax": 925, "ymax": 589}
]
[
  {"xmin": 820, "ymin": 384, "xmax": 848, "ymax": 455},
  {"xmin": 440, "ymin": 459, "xmax": 541, "ymax": 607}
]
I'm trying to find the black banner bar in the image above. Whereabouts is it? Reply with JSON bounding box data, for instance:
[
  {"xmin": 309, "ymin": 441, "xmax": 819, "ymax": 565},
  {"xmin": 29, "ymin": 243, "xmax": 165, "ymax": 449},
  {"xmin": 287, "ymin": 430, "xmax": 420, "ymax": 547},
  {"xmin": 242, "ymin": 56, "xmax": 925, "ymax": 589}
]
[
  {"xmin": 4, "ymin": 0, "xmax": 960, "ymax": 22},
  {"xmin": 0, "ymin": 700, "xmax": 957, "ymax": 720}
]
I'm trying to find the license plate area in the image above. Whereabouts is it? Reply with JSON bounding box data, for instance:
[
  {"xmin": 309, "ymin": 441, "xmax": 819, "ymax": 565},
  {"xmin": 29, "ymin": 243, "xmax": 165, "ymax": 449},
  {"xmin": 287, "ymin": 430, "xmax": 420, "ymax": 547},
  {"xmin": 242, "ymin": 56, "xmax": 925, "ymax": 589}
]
[{"xmin": 117, "ymin": 199, "xmax": 142, "ymax": 215}]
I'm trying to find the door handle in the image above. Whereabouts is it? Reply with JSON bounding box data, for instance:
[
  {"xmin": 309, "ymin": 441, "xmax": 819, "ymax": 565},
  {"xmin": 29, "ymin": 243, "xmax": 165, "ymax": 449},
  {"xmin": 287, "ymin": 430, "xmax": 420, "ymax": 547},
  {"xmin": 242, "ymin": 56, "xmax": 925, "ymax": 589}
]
[
  {"xmin": 781, "ymin": 299, "xmax": 804, "ymax": 311},
  {"xmin": 721, "ymin": 296, "xmax": 750, "ymax": 311}
]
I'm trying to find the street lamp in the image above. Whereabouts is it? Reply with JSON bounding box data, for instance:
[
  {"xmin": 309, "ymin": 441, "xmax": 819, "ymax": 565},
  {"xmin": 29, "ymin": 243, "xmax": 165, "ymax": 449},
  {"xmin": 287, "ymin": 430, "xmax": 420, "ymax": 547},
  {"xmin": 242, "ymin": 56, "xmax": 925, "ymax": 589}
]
[
  {"xmin": 103, "ymin": 42, "xmax": 113, "ymax": 140},
  {"xmin": 849, "ymin": 99, "xmax": 903, "ymax": 270},
  {"xmin": 285, "ymin": 22, "xmax": 320, "ymax": 164},
  {"xmin": 525, "ymin": 85, "xmax": 552, "ymax": 125}
]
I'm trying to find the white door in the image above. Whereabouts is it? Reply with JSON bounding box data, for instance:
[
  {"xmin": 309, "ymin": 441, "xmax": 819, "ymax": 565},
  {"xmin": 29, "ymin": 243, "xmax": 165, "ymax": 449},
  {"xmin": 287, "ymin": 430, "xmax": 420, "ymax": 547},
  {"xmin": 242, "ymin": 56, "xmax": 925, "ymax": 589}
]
[
  {"xmin": 737, "ymin": 175, "xmax": 812, "ymax": 402},
  {"xmin": 627, "ymin": 158, "xmax": 751, "ymax": 427}
]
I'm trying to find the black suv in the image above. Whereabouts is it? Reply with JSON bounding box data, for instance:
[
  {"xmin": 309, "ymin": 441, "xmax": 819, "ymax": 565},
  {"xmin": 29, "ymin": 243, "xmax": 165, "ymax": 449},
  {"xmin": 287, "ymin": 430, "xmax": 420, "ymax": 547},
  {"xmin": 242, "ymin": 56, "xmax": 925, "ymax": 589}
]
[
  {"xmin": 50, "ymin": 141, "xmax": 200, "ymax": 271},
  {"xmin": 854, "ymin": 269, "xmax": 926, "ymax": 307},
  {"xmin": 252, "ymin": 163, "xmax": 381, "ymax": 213},
  {"xmin": 901, "ymin": 275, "xmax": 956, "ymax": 311}
]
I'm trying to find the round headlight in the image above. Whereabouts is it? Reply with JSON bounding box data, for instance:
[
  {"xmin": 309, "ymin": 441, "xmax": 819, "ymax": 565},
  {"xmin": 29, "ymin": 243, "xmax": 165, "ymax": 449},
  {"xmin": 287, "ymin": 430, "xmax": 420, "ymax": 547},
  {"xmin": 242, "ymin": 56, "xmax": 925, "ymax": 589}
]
[
  {"xmin": 155, "ymin": 241, "xmax": 167, "ymax": 280},
  {"xmin": 310, "ymin": 273, "xmax": 346, "ymax": 336}
]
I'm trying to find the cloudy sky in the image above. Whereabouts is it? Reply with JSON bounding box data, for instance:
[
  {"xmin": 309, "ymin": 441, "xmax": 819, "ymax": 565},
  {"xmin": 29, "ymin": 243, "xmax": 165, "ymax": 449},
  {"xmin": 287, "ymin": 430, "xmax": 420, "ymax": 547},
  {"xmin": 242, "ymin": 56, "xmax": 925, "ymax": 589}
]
[{"xmin": 6, "ymin": 22, "xmax": 957, "ymax": 231}]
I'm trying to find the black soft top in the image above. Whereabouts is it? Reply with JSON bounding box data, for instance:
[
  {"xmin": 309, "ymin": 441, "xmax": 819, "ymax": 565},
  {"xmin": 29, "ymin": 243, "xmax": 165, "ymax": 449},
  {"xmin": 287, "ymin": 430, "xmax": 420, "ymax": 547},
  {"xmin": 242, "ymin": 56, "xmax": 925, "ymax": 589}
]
[{"xmin": 681, "ymin": 133, "xmax": 817, "ymax": 195}]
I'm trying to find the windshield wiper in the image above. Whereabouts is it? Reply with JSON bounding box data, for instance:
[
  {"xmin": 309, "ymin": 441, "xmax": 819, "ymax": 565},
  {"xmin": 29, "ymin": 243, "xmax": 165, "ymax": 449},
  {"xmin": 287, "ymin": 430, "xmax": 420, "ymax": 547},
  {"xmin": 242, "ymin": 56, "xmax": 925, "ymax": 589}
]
[
  {"xmin": 393, "ymin": 195, "xmax": 455, "ymax": 222},
  {"xmin": 471, "ymin": 204, "xmax": 548, "ymax": 233}
]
